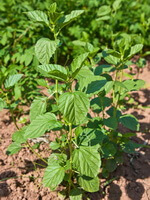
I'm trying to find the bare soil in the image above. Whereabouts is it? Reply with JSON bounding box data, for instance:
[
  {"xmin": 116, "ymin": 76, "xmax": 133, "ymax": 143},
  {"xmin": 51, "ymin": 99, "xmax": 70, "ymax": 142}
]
[{"xmin": 0, "ymin": 63, "xmax": 150, "ymax": 200}]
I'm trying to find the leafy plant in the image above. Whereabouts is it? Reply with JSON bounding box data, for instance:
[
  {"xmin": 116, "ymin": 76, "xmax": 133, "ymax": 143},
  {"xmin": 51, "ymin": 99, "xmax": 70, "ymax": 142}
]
[{"xmin": 6, "ymin": 2, "xmax": 148, "ymax": 200}]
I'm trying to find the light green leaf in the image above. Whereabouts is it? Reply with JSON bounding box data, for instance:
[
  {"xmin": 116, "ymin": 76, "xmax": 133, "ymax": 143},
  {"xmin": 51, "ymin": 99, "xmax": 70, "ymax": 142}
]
[
  {"xmin": 30, "ymin": 97, "xmax": 47, "ymax": 121},
  {"xmin": 24, "ymin": 112, "xmax": 61, "ymax": 139},
  {"xmin": 14, "ymin": 84, "xmax": 21, "ymax": 100},
  {"xmin": 76, "ymin": 67, "xmax": 96, "ymax": 91},
  {"xmin": 6, "ymin": 142, "xmax": 22, "ymax": 155},
  {"xmin": 0, "ymin": 98, "xmax": 6, "ymax": 111},
  {"xmin": 113, "ymin": 0, "xmax": 122, "ymax": 10},
  {"xmin": 123, "ymin": 79, "xmax": 145, "ymax": 91},
  {"xmin": 71, "ymin": 53, "xmax": 89, "ymax": 74},
  {"xmin": 35, "ymin": 38, "xmax": 57, "ymax": 64},
  {"xmin": 43, "ymin": 154, "xmax": 65, "ymax": 190},
  {"xmin": 37, "ymin": 64, "xmax": 68, "ymax": 81},
  {"xmin": 58, "ymin": 10, "xmax": 84, "ymax": 29},
  {"xmin": 12, "ymin": 127, "xmax": 27, "ymax": 144},
  {"xmin": 119, "ymin": 114, "xmax": 139, "ymax": 131},
  {"xmin": 58, "ymin": 92, "xmax": 90, "ymax": 125},
  {"xmin": 70, "ymin": 188, "xmax": 82, "ymax": 200},
  {"xmin": 98, "ymin": 6, "xmax": 111, "ymax": 16},
  {"xmin": 50, "ymin": 141, "xmax": 60, "ymax": 150},
  {"xmin": 5, "ymin": 74, "xmax": 23, "ymax": 88},
  {"xmin": 25, "ymin": 10, "xmax": 49, "ymax": 26},
  {"xmin": 73, "ymin": 146, "xmax": 100, "ymax": 177},
  {"xmin": 102, "ymin": 51, "xmax": 120, "ymax": 65},
  {"xmin": 78, "ymin": 176, "xmax": 99, "ymax": 192},
  {"xmin": 128, "ymin": 44, "xmax": 143, "ymax": 58},
  {"xmin": 97, "ymin": 16, "xmax": 110, "ymax": 21}
]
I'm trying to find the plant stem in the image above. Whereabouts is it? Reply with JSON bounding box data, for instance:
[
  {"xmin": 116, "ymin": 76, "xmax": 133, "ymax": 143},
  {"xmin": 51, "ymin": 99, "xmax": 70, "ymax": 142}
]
[
  {"xmin": 68, "ymin": 123, "xmax": 73, "ymax": 193},
  {"xmin": 10, "ymin": 109, "xmax": 19, "ymax": 130},
  {"xmin": 55, "ymin": 79, "xmax": 59, "ymax": 103},
  {"xmin": 26, "ymin": 141, "xmax": 48, "ymax": 165}
]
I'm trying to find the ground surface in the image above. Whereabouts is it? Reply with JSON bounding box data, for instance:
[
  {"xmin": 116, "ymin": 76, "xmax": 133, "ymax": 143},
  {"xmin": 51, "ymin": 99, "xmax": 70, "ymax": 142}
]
[{"xmin": 0, "ymin": 63, "xmax": 150, "ymax": 200}]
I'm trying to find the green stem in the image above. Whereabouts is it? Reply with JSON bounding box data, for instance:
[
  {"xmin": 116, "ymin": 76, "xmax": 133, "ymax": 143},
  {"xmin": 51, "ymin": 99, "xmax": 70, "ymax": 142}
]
[
  {"xmin": 55, "ymin": 79, "xmax": 59, "ymax": 103},
  {"xmin": 10, "ymin": 109, "xmax": 19, "ymax": 130},
  {"xmin": 68, "ymin": 123, "xmax": 73, "ymax": 193},
  {"xmin": 26, "ymin": 141, "xmax": 48, "ymax": 165}
]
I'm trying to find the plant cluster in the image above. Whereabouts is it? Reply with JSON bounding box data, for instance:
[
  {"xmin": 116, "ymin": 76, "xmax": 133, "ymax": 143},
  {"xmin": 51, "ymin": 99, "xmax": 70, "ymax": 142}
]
[
  {"xmin": 0, "ymin": 0, "xmax": 149, "ymax": 115},
  {"xmin": 5, "ymin": 3, "xmax": 148, "ymax": 199}
]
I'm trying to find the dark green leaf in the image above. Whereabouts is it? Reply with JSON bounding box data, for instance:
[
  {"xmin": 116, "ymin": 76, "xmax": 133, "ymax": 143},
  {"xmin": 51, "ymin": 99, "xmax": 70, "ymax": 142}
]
[
  {"xmin": 103, "ymin": 117, "xmax": 118, "ymax": 129},
  {"xmin": 119, "ymin": 114, "xmax": 139, "ymax": 131},
  {"xmin": 70, "ymin": 188, "xmax": 82, "ymax": 200},
  {"xmin": 105, "ymin": 159, "xmax": 117, "ymax": 172}
]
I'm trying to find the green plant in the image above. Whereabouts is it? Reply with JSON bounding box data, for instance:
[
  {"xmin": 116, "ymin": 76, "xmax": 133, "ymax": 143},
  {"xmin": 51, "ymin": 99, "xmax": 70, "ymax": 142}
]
[{"xmin": 6, "ymin": 2, "xmax": 148, "ymax": 200}]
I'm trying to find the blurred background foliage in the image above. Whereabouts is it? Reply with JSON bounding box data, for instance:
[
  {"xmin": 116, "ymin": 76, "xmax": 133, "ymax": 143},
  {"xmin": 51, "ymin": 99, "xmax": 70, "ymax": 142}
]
[{"xmin": 0, "ymin": 0, "xmax": 150, "ymax": 106}]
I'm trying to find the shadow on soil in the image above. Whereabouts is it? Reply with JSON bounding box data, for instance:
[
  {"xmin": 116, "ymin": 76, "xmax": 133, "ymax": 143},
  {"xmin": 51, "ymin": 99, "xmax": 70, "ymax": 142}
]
[
  {"xmin": 0, "ymin": 170, "xmax": 17, "ymax": 197},
  {"xmin": 19, "ymin": 158, "xmax": 47, "ymax": 173}
]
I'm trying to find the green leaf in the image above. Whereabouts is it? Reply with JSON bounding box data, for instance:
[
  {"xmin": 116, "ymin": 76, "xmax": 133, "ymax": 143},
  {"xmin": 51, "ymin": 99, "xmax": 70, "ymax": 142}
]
[
  {"xmin": 73, "ymin": 146, "xmax": 100, "ymax": 177},
  {"xmin": 113, "ymin": 0, "xmax": 122, "ymax": 10},
  {"xmin": 119, "ymin": 114, "xmax": 139, "ymax": 131},
  {"xmin": 6, "ymin": 142, "xmax": 21, "ymax": 155},
  {"xmin": 90, "ymin": 97, "xmax": 111, "ymax": 113},
  {"xmin": 70, "ymin": 188, "xmax": 82, "ymax": 200},
  {"xmin": 49, "ymin": 3, "xmax": 57, "ymax": 13},
  {"xmin": 43, "ymin": 154, "xmax": 65, "ymax": 190},
  {"xmin": 123, "ymin": 79, "xmax": 145, "ymax": 91},
  {"xmin": 76, "ymin": 67, "xmax": 96, "ymax": 91},
  {"xmin": 105, "ymin": 159, "xmax": 117, "ymax": 172},
  {"xmin": 86, "ymin": 79, "xmax": 107, "ymax": 95},
  {"xmin": 101, "ymin": 142, "xmax": 117, "ymax": 157},
  {"xmin": 97, "ymin": 16, "xmax": 110, "ymax": 21},
  {"xmin": 78, "ymin": 128, "xmax": 106, "ymax": 146},
  {"xmin": 35, "ymin": 38, "xmax": 57, "ymax": 64},
  {"xmin": 128, "ymin": 44, "xmax": 143, "ymax": 58},
  {"xmin": 106, "ymin": 107, "xmax": 122, "ymax": 119},
  {"xmin": 50, "ymin": 141, "xmax": 60, "ymax": 150},
  {"xmin": 58, "ymin": 10, "xmax": 84, "ymax": 29},
  {"xmin": 71, "ymin": 52, "xmax": 89, "ymax": 75},
  {"xmin": 14, "ymin": 84, "xmax": 21, "ymax": 100},
  {"xmin": 102, "ymin": 50, "xmax": 120, "ymax": 65},
  {"xmin": 25, "ymin": 10, "xmax": 49, "ymax": 26},
  {"xmin": 98, "ymin": 6, "xmax": 111, "ymax": 16},
  {"xmin": 0, "ymin": 98, "xmax": 6, "ymax": 111},
  {"xmin": 103, "ymin": 117, "xmax": 118, "ymax": 129},
  {"xmin": 12, "ymin": 127, "xmax": 27, "ymax": 144},
  {"xmin": 37, "ymin": 64, "xmax": 68, "ymax": 81},
  {"xmin": 58, "ymin": 92, "xmax": 90, "ymax": 125},
  {"xmin": 5, "ymin": 74, "xmax": 23, "ymax": 88},
  {"xmin": 30, "ymin": 97, "xmax": 47, "ymax": 121},
  {"xmin": 123, "ymin": 141, "xmax": 144, "ymax": 154},
  {"xmin": 24, "ymin": 112, "xmax": 61, "ymax": 139},
  {"xmin": 78, "ymin": 176, "xmax": 99, "ymax": 192}
]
